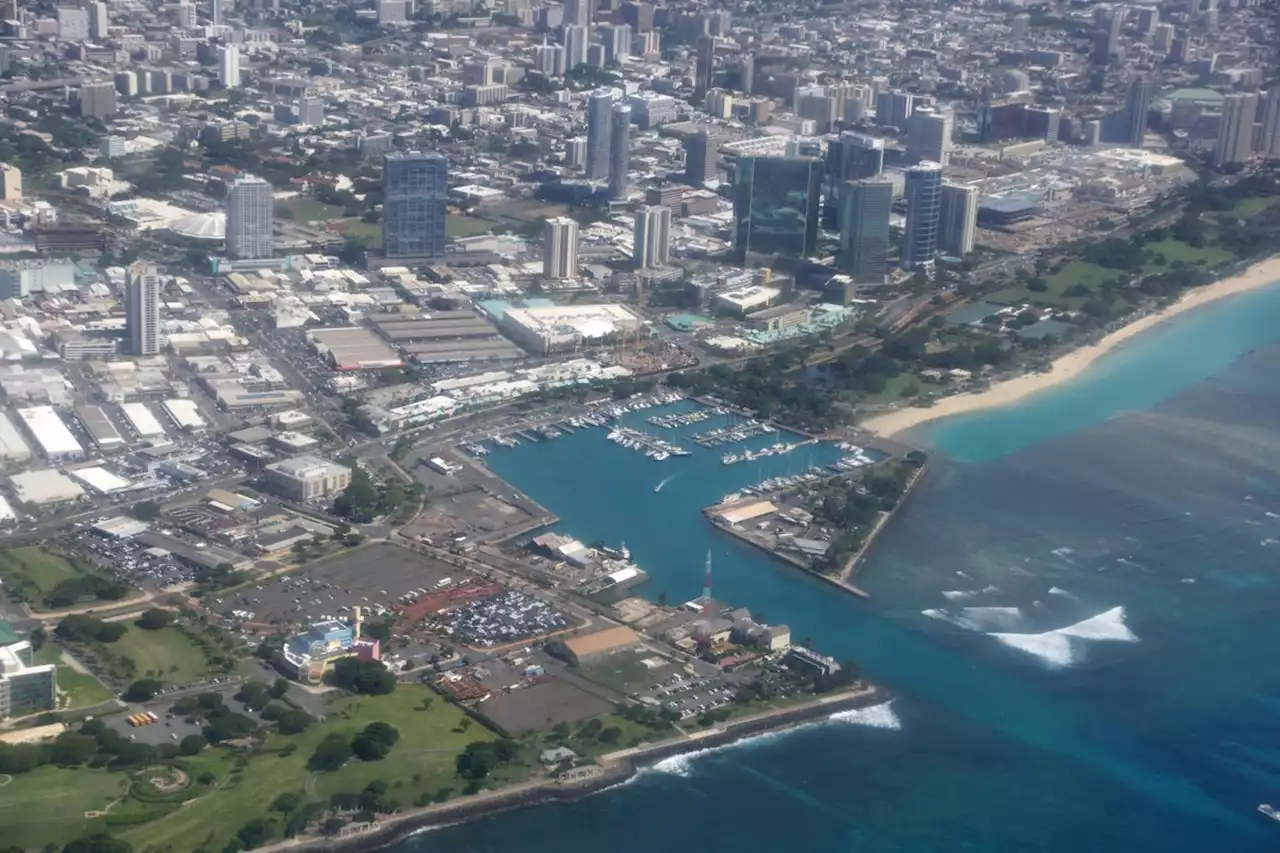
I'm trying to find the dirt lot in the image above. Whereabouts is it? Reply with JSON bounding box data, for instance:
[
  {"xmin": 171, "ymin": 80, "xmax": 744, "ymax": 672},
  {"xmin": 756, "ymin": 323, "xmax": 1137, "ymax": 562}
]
[{"xmin": 478, "ymin": 678, "xmax": 613, "ymax": 733}]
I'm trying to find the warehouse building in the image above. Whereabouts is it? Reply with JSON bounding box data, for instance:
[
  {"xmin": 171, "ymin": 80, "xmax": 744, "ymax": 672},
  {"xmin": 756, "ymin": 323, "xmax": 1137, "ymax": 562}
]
[
  {"xmin": 264, "ymin": 455, "xmax": 352, "ymax": 502},
  {"xmin": 74, "ymin": 405, "xmax": 125, "ymax": 449},
  {"xmin": 15, "ymin": 406, "xmax": 84, "ymax": 459},
  {"xmin": 161, "ymin": 399, "xmax": 207, "ymax": 432},
  {"xmin": 0, "ymin": 412, "xmax": 31, "ymax": 464},
  {"xmin": 554, "ymin": 625, "xmax": 640, "ymax": 665},
  {"xmin": 9, "ymin": 469, "xmax": 86, "ymax": 505},
  {"xmin": 309, "ymin": 327, "xmax": 402, "ymax": 371},
  {"xmin": 118, "ymin": 402, "xmax": 166, "ymax": 438},
  {"xmin": 498, "ymin": 304, "xmax": 646, "ymax": 355}
]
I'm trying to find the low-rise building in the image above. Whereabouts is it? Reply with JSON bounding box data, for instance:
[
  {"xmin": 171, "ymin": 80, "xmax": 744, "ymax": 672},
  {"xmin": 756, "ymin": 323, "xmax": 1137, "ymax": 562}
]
[
  {"xmin": 264, "ymin": 455, "xmax": 352, "ymax": 502},
  {"xmin": 0, "ymin": 640, "xmax": 56, "ymax": 721}
]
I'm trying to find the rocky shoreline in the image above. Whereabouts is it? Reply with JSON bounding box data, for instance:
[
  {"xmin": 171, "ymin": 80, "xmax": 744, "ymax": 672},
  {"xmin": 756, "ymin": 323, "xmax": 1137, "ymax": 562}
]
[{"xmin": 266, "ymin": 684, "xmax": 888, "ymax": 853}]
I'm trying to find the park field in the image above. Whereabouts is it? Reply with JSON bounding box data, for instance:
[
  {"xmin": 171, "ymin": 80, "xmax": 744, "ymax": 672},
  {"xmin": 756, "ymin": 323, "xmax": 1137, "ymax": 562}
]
[
  {"xmin": 0, "ymin": 766, "xmax": 127, "ymax": 849},
  {"xmin": 0, "ymin": 547, "xmax": 94, "ymax": 599},
  {"xmin": 34, "ymin": 644, "xmax": 116, "ymax": 710},
  {"xmin": 109, "ymin": 625, "xmax": 211, "ymax": 685}
]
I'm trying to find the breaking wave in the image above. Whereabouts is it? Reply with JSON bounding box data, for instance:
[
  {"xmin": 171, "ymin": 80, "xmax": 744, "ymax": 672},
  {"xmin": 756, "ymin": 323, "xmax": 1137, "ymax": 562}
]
[
  {"xmin": 941, "ymin": 589, "xmax": 976, "ymax": 601},
  {"xmin": 923, "ymin": 606, "xmax": 1025, "ymax": 632},
  {"xmin": 830, "ymin": 700, "xmax": 902, "ymax": 730},
  {"xmin": 989, "ymin": 606, "xmax": 1139, "ymax": 669},
  {"xmin": 1047, "ymin": 586, "xmax": 1075, "ymax": 598}
]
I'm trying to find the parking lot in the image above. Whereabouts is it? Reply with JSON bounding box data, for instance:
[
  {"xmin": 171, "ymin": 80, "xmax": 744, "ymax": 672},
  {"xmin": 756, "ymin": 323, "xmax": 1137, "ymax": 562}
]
[
  {"xmin": 207, "ymin": 542, "xmax": 466, "ymax": 627},
  {"xmin": 424, "ymin": 589, "xmax": 570, "ymax": 648},
  {"xmin": 107, "ymin": 682, "xmax": 249, "ymax": 746},
  {"xmin": 69, "ymin": 528, "xmax": 201, "ymax": 589}
]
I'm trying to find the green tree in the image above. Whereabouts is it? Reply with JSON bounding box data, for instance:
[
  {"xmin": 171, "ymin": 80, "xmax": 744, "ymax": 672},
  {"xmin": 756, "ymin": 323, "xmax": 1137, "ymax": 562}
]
[
  {"xmin": 308, "ymin": 732, "xmax": 353, "ymax": 771},
  {"xmin": 178, "ymin": 735, "xmax": 207, "ymax": 756},
  {"xmin": 62, "ymin": 834, "xmax": 132, "ymax": 853},
  {"xmin": 123, "ymin": 679, "xmax": 163, "ymax": 702},
  {"xmin": 135, "ymin": 608, "xmax": 174, "ymax": 630}
]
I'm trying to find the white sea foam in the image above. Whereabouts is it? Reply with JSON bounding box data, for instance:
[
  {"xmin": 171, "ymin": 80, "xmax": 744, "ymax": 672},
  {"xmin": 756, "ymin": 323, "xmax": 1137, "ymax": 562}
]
[
  {"xmin": 989, "ymin": 606, "xmax": 1138, "ymax": 669},
  {"xmin": 923, "ymin": 606, "xmax": 1024, "ymax": 632},
  {"xmin": 1180, "ymin": 577, "xmax": 1197, "ymax": 584},
  {"xmin": 955, "ymin": 570, "xmax": 972, "ymax": 579},
  {"xmin": 647, "ymin": 726, "xmax": 797, "ymax": 777},
  {"xmin": 829, "ymin": 700, "xmax": 902, "ymax": 730},
  {"xmin": 1050, "ymin": 547, "xmax": 1075, "ymax": 557},
  {"xmin": 1047, "ymin": 586, "xmax": 1075, "ymax": 598},
  {"xmin": 981, "ymin": 584, "xmax": 1001, "ymax": 594},
  {"xmin": 941, "ymin": 589, "xmax": 976, "ymax": 601},
  {"xmin": 1267, "ymin": 512, "xmax": 1280, "ymax": 519},
  {"xmin": 1262, "ymin": 538, "xmax": 1280, "ymax": 547}
]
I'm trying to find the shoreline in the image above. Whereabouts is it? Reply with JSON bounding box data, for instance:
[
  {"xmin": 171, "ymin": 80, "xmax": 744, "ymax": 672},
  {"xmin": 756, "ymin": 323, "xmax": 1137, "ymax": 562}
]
[
  {"xmin": 257, "ymin": 685, "xmax": 888, "ymax": 853},
  {"xmin": 859, "ymin": 254, "xmax": 1280, "ymax": 438}
]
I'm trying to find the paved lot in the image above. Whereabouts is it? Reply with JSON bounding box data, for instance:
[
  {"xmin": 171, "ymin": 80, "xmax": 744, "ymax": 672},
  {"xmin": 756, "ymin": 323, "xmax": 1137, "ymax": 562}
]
[
  {"xmin": 479, "ymin": 678, "xmax": 613, "ymax": 733},
  {"xmin": 208, "ymin": 542, "xmax": 465, "ymax": 627}
]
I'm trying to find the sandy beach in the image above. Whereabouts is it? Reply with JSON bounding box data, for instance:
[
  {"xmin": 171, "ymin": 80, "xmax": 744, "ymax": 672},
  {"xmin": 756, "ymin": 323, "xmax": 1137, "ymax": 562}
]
[{"xmin": 860, "ymin": 254, "xmax": 1280, "ymax": 438}]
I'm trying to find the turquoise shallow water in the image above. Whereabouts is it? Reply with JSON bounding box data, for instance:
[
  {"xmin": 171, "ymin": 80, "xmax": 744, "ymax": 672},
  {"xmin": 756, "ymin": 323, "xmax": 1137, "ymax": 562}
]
[{"xmin": 399, "ymin": 284, "xmax": 1280, "ymax": 853}]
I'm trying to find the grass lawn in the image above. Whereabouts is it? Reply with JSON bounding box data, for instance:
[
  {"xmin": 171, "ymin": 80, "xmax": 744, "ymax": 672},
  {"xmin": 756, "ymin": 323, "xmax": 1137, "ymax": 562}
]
[
  {"xmin": 110, "ymin": 625, "xmax": 211, "ymax": 684},
  {"xmin": 275, "ymin": 197, "xmax": 344, "ymax": 223},
  {"xmin": 335, "ymin": 218, "xmax": 382, "ymax": 247},
  {"xmin": 0, "ymin": 767, "xmax": 126, "ymax": 848},
  {"xmin": 577, "ymin": 650, "xmax": 666, "ymax": 694},
  {"xmin": 446, "ymin": 213, "xmax": 496, "ymax": 238},
  {"xmin": 1141, "ymin": 238, "xmax": 1234, "ymax": 270},
  {"xmin": 118, "ymin": 686, "xmax": 502, "ymax": 853},
  {"xmin": 1226, "ymin": 196, "xmax": 1279, "ymax": 219},
  {"xmin": 0, "ymin": 546, "xmax": 92, "ymax": 597},
  {"xmin": 989, "ymin": 260, "xmax": 1121, "ymax": 308},
  {"xmin": 34, "ymin": 645, "xmax": 117, "ymax": 709},
  {"xmin": 860, "ymin": 373, "xmax": 944, "ymax": 404}
]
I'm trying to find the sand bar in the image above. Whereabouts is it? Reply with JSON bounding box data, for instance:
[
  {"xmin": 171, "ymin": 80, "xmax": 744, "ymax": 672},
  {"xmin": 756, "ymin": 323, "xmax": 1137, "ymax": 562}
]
[{"xmin": 860, "ymin": 255, "xmax": 1280, "ymax": 438}]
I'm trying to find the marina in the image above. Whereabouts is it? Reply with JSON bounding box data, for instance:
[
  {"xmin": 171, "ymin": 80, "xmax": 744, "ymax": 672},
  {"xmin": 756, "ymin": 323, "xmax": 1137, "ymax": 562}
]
[
  {"xmin": 693, "ymin": 420, "xmax": 778, "ymax": 447},
  {"xmin": 722, "ymin": 439, "xmax": 818, "ymax": 466},
  {"xmin": 606, "ymin": 426, "xmax": 691, "ymax": 461}
]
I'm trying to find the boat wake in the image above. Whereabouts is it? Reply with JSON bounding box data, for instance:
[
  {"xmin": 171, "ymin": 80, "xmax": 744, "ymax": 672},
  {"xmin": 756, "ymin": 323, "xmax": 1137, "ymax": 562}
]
[
  {"xmin": 922, "ymin": 606, "xmax": 1025, "ymax": 632},
  {"xmin": 989, "ymin": 606, "xmax": 1138, "ymax": 669},
  {"xmin": 829, "ymin": 700, "xmax": 901, "ymax": 730},
  {"xmin": 941, "ymin": 589, "xmax": 976, "ymax": 601},
  {"xmin": 653, "ymin": 474, "xmax": 676, "ymax": 493}
]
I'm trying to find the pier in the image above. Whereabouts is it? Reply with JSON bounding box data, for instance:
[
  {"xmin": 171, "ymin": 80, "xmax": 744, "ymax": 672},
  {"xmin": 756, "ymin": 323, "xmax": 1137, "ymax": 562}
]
[{"xmin": 606, "ymin": 426, "xmax": 690, "ymax": 460}]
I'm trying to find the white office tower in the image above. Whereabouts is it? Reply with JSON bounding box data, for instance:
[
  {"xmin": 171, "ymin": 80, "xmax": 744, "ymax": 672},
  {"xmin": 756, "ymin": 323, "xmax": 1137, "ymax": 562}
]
[
  {"xmin": 907, "ymin": 106, "xmax": 953, "ymax": 167},
  {"xmin": 632, "ymin": 205, "xmax": 671, "ymax": 270},
  {"xmin": 89, "ymin": 1, "xmax": 109, "ymax": 40},
  {"xmin": 534, "ymin": 42, "xmax": 565, "ymax": 77},
  {"xmin": 939, "ymin": 183, "xmax": 979, "ymax": 256},
  {"xmin": 564, "ymin": 0, "xmax": 592, "ymax": 28},
  {"xmin": 57, "ymin": 6, "xmax": 90, "ymax": 40},
  {"xmin": 1214, "ymin": 92, "xmax": 1258, "ymax": 169},
  {"xmin": 377, "ymin": 0, "xmax": 408, "ymax": 24},
  {"xmin": 563, "ymin": 24, "xmax": 589, "ymax": 71},
  {"xmin": 543, "ymin": 217, "xmax": 580, "ymax": 280},
  {"xmin": 226, "ymin": 174, "xmax": 274, "ymax": 260},
  {"xmin": 218, "ymin": 44, "xmax": 241, "ymax": 88},
  {"xmin": 212, "ymin": 0, "xmax": 220, "ymax": 26},
  {"xmin": 126, "ymin": 264, "xmax": 162, "ymax": 356},
  {"xmin": 1259, "ymin": 88, "xmax": 1280, "ymax": 159}
]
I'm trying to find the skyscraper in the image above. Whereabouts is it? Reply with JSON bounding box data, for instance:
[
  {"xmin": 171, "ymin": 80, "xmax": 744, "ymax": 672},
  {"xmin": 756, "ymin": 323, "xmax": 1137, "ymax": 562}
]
[
  {"xmin": 1215, "ymin": 92, "xmax": 1259, "ymax": 169},
  {"xmin": 225, "ymin": 174, "xmax": 274, "ymax": 260},
  {"xmin": 683, "ymin": 131, "xmax": 718, "ymax": 186},
  {"xmin": 212, "ymin": 0, "xmax": 221, "ymax": 26},
  {"xmin": 126, "ymin": 264, "xmax": 161, "ymax": 356},
  {"xmin": 874, "ymin": 90, "xmax": 916, "ymax": 129},
  {"xmin": 633, "ymin": 206, "xmax": 672, "ymax": 270},
  {"xmin": 906, "ymin": 106, "xmax": 953, "ymax": 166},
  {"xmin": 543, "ymin": 217, "xmax": 580, "ymax": 279},
  {"xmin": 1259, "ymin": 88, "xmax": 1280, "ymax": 159},
  {"xmin": 563, "ymin": 24, "xmax": 589, "ymax": 71},
  {"xmin": 939, "ymin": 183, "xmax": 979, "ymax": 256},
  {"xmin": 564, "ymin": 0, "xmax": 592, "ymax": 28},
  {"xmin": 88, "ymin": 1, "xmax": 109, "ymax": 41},
  {"xmin": 824, "ymin": 132, "xmax": 885, "ymax": 229},
  {"xmin": 586, "ymin": 88, "xmax": 614, "ymax": 181},
  {"xmin": 603, "ymin": 24, "xmax": 631, "ymax": 64},
  {"xmin": 1124, "ymin": 79, "xmax": 1156, "ymax": 148},
  {"xmin": 694, "ymin": 35, "xmax": 715, "ymax": 95},
  {"xmin": 732, "ymin": 156, "xmax": 822, "ymax": 262},
  {"xmin": 218, "ymin": 44, "xmax": 240, "ymax": 88},
  {"xmin": 382, "ymin": 151, "xmax": 448, "ymax": 260},
  {"xmin": 79, "ymin": 81, "xmax": 116, "ymax": 118},
  {"xmin": 739, "ymin": 54, "xmax": 754, "ymax": 95},
  {"xmin": 609, "ymin": 102, "xmax": 631, "ymax": 200},
  {"xmin": 837, "ymin": 179, "xmax": 893, "ymax": 285},
  {"xmin": 902, "ymin": 161, "xmax": 943, "ymax": 272}
]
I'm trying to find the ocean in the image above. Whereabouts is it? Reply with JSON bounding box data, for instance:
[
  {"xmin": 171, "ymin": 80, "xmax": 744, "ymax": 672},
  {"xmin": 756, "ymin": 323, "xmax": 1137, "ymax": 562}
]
[{"xmin": 397, "ymin": 284, "xmax": 1280, "ymax": 853}]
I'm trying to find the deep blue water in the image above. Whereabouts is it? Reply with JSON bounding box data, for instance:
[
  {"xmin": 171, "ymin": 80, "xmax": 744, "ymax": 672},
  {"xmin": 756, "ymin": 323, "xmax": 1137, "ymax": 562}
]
[{"xmin": 400, "ymin": 284, "xmax": 1280, "ymax": 853}]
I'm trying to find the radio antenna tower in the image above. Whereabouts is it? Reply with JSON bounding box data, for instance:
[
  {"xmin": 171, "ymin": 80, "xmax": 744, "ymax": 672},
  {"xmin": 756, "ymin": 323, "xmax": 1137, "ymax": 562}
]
[{"xmin": 701, "ymin": 549, "xmax": 712, "ymax": 616}]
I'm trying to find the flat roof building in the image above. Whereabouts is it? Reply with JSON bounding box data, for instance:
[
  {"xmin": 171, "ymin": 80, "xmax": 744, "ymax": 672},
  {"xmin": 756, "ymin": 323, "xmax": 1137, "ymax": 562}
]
[
  {"xmin": 264, "ymin": 455, "xmax": 352, "ymax": 502},
  {"xmin": 74, "ymin": 405, "xmax": 125, "ymax": 449},
  {"xmin": 15, "ymin": 406, "xmax": 84, "ymax": 459},
  {"xmin": 9, "ymin": 469, "xmax": 86, "ymax": 505},
  {"xmin": 161, "ymin": 399, "xmax": 207, "ymax": 432},
  {"xmin": 557, "ymin": 625, "xmax": 640, "ymax": 664}
]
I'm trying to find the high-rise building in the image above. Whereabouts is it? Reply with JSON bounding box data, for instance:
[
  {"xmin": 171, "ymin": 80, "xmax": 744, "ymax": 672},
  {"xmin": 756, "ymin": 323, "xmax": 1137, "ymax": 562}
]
[
  {"xmin": 902, "ymin": 161, "xmax": 943, "ymax": 272},
  {"xmin": 57, "ymin": 6, "xmax": 89, "ymax": 40},
  {"xmin": 609, "ymin": 102, "xmax": 631, "ymax": 200},
  {"xmin": 563, "ymin": 24, "xmax": 589, "ymax": 71},
  {"xmin": 212, "ymin": 0, "xmax": 221, "ymax": 26},
  {"xmin": 225, "ymin": 174, "xmax": 274, "ymax": 260},
  {"xmin": 1009, "ymin": 12, "xmax": 1030, "ymax": 39},
  {"xmin": 564, "ymin": 0, "xmax": 592, "ymax": 28},
  {"xmin": 633, "ymin": 205, "xmax": 672, "ymax": 269},
  {"xmin": 603, "ymin": 24, "xmax": 631, "ymax": 64},
  {"xmin": 89, "ymin": 1, "xmax": 109, "ymax": 40},
  {"xmin": 939, "ymin": 183, "xmax": 979, "ymax": 256},
  {"xmin": 79, "ymin": 81, "xmax": 116, "ymax": 118},
  {"xmin": 683, "ymin": 131, "xmax": 718, "ymax": 185},
  {"xmin": 297, "ymin": 95, "xmax": 324, "ymax": 127},
  {"xmin": 126, "ymin": 264, "xmax": 162, "ymax": 356},
  {"xmin": 1259, "ymin": 88, "xmax": 1280, "ymax": 159},
  {"xmin": 874, "ymin": 90, "xmax": 917, "ymax": 129},
  {"xmin": 621, "ymin": 0, "xmax": 654, "ymax": 32},
  {"xmin": 586, "ymin": 88, "xmax": 614, "ymax": 181},
  {"xmin": 382, "ymin": 151, "xmax": 448, "ymax": 260},
  {"xmin": 543, "ymin": 217, "xmax": 580, "ymax": 279},
  {"xmin": 1124, "ymin": 79, "xmax": 1156, "ymax": 148},
  {"xmin": 377, "ymin": 0, "xmax": 407, "ymax": 23},
  {"xmin": 0, "ymin": 163, "xmax": 22, "ymax": 201},
  {"xmin": 694, "ymin": 35, "xmax": 715, "ymax": 95},
  {"xmin": 218, "ymin": 44, "xmax": 241, "ymax": 88},
  {"xmin": 0, "ymin": 640, "xmax": 57, "ymax": 721},
  {"xmin": 534, "ymin": 42, "xmax": 566, "ymax": 77},
  {"xmin": 1137, "ymin": 6, "xmax": 1159, "ymax": 35},
  {"xmin": 732, "ymin": 156, "xmax": 822, "ymax": 262},
  {"xmin": 1215, "ymin": 92, "xmax": 1259, "ymax": 169},
  {"xmin": 1152, "ymin": 23, "xmax": 1175, "ymax": 54},
  {"xmin": 837, "ymin": 179, "xmax": 893, "ymax": 285},
  {"xmin": 1023, "ymin": 105, "xmax": 1062, "ymax": 142},
  {"xmin": 739, "ymin": 54, "xmax": 754, "ymax": 96},
  {"xmin": 824, "ymin": 132, "xmax": 885, "ymax": 229},
  {"xmin": 907, "ymin": 106, "xmax": 953, "ymax": 166}
]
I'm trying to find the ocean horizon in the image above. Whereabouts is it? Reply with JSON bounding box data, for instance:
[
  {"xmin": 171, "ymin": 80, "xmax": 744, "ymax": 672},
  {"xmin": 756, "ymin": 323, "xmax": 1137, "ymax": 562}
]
[{"xmin": 395, "ymin": 281, "xmax": 1280, "ymax": 853}]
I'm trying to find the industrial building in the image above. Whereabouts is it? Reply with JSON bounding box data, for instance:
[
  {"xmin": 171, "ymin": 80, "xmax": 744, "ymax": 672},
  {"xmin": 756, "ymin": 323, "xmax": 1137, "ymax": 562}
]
[
  {"xmin": 309, "ymin": 327, "xmax": 403, "ymax": 371},
  {"xmin": 9, "ymin": 469, "xmax": 86, "ymax": 505},
  {"xmin": 0, "ymin": 412, "xmax": 31, "ymax": 464},
  {"xmin": 16, "ymin": 406, "xmax": 85, "ymax": 459},
  {"xmin": 555, "ymin": 625, "xmax": 640, "ymax": 665},
  {"xmin": 161, "ymin": 399, "xmax": 208, "ymax": 432},
  {"xmin": 74, "ymin": 405, "xmax": 125, "ymax": 450},
  {"xmin": 0, "ymin": 639, "xmax": 56, "ymax": 721},
  {"xmin": 371, "ymin": 311, "xmax": 523, "ymax": 363},
  {"xmin": 119, "ymin": 402, "xmax": 166, "ymax": 438},
  {"xmin": 264, "ymin": 455, "xmax": 352, "ymax": 502},
  {"xmin": 498, "ymin": 303, "xmax": 646, "ymax": 355}
]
